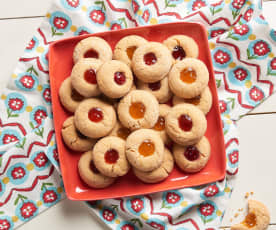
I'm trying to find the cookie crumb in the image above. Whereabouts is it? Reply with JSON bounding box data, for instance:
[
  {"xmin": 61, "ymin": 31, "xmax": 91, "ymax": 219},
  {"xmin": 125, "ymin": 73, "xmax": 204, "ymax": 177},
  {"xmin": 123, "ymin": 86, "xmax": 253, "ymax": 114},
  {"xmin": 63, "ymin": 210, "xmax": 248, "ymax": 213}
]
[
  {"xmin": 230, "ymin": 218, "xmax": 233, "ymax": 222},
  {"xmin": 234, "ymin": 213, "xmax": 239, "ymax": 218},
  {"xmin": 238, "ymin": 208, "xmax": 244, "ymax": 212},
  {"xmin": 250, "ymin": 191, "xmax": 254, "ymax": 195},
  {"xmin": 245, "ymin": 192, "xmax": 250, "ymax": 199}
]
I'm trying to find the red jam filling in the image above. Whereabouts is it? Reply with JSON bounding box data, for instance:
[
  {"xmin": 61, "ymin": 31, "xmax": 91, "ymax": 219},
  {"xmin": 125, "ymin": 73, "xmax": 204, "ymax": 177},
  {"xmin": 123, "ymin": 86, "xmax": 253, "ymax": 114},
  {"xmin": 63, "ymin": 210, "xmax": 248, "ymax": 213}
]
[
  {"xmin": 184, "ymin": 146, "xmax": 200, "ymax": 161},
  {"xmin": 178, "ymin": 114, "xmax": 193, "ymax": 131},
  {"xmin": 84, "ymin": 69, "xmax": 97, "ymax": 84},
  {"xmin": 148, "ymin": 81, "xmax": 161, "ymax": 91},
  {"xmin": 84, "ymin": 49, "xmax": 99, "ymax": 59},
  {"xmin": 89, "ymin": 161, "xmax": 100, "ymax": 174},
  {"xmin": 172, "ymin": 45, "xmax": 186, "ymax": 60},
  {"xmin": 114, "ymin": 72, "xmax": 126, "ymax": 85},
  {"xmin": 88, "ymin": 107, "xmax": 103, "ymax": 122},
  {"xmin": 104, "ymin": 149, "xmax": 119, "ymax": 164},
  {"xmin": 144, "ymin": 52, "xmax": 157, "ymax": 65}
]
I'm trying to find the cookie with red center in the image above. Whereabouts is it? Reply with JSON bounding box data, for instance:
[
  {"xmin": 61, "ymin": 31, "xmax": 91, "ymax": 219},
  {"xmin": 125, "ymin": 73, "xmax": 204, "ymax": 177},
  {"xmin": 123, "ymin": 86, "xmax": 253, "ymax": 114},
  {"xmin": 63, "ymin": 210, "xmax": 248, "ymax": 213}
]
[
  {"xmin": 163, "ymin": 35, "xmax": 199, "ymax": 63},
  {"xmin": 131, "ymin": 42, "xmax": 173, "ymax": 83},
  {"xmin": 152, "ymin": 104, "xmax": 171, "ymax": 145},
  {"xmin": 61, "ymin": 116, "xmax": 96, "ymax": 152},
  {"xmin": 71, "ymin": 58, "xmax": 102, "ymax": 97},
  {"xmin": 74, "ymin": 98, "xmax": 116, "ymax": 138},
  {"xmin": 78, "ymin": 151, "xmax": 115, "ymax": 188},
  {"xmin": 113, "ymin": 35, "xmax": 148, "ymax": 66},
  {"xmin": 137, "ymin": 77, "xmax": 172, "ymax": 103},
  {"xmin": 109, "ymin": 122, "xmax": 132, "ymax": 140},
  {"xmin": 117, "ymin": 90, "xmax": 159, "ymax": 130},
  {"xmin": 169, "ymin": 58, "xmax": 209, "ymax": 99},
  {"xmin": 133, "ymin": 148, "xmax": 174, "ymax": 183},
  {"xmin": 126, "ymin": 129, "xmax": 164, "ymax": 172},
  {"xmin": 173, "ymin": 136, "xmax": 210, "ymax": 173},
  {"xmin": 73, "ymin": 36, "xmax": 112, "ymax": 64},
  {"xmin": 173, "ymin": 87, "xmax": 213, "ymax": 115},
  {"xmin": 59, "ymin": 77, "xmax": 84, "ymax": 113},
  {"xmin": 92, "ymin": 136, "xmax": 130, "ymax": 177},
  {"xmin": 97, "ymin": 60, "xmax": 133, "ymax": 98},
  {"xmin": 165, "ymin": 103, "xmax": 207, "ymax": 146}
]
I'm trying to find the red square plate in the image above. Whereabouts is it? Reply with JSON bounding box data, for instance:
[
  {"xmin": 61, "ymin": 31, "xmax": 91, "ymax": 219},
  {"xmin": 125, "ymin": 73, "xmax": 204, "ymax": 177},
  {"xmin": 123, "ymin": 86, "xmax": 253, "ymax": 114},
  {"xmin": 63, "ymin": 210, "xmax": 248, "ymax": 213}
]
[{"xmin": 49, "ymin": 22, "xmax": 226, "ymax": 201}]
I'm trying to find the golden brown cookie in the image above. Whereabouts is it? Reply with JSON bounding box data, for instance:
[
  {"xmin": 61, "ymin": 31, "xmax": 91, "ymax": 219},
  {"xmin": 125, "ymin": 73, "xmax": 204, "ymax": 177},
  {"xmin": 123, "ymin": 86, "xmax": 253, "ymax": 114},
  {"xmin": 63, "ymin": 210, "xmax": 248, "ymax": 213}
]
[
  {"xmin": 113, "ymin": 35, "xmax": 148, "ymax": 66},
  {"xmin": 132, "ymin": 42, "xmax": 173, "ymax": 83},
  {"xmin": 59, "ymin": 77, "xmax": 84, "ymax": 113},
  {"xmin": 109, "ymin": 122, "xmax": 132, "ymax": 140},
  {"xmin": 173, "ymin": 136, "xmax": 210, "ymax": 173},
  {"xmin": 163, "ymin": 35, "xmax": 199, "ymax": 63},
  {"xmin": 61, "ymin": 116, "xmax": 95, "ymax": 152},
  {"xmin": 133, "ymin": 148, "xmax": 174, "ymax": 183},
  {"xmin": 136, "ymin": 77, "xmax": 172, "ymax": 103},
  {"xmin": 71, "ymin": 58, "xmax": 102, "ymax": 97},
  {"xmin": 74, "ymin": 98, "xmax": 116, "ymax": 138},
  {"xmin": 117, "ymin": 90, "xmax": 159, "ymax": 130},
  {"xmin": 73, "ymin": 36, "xmax": 112, "ymax": 64},
  {"xmin": 97, "ymin": 60, "xmax": 133, "ymax": 98},
  {"xmin": 165, "ymin": 104, "xmax": 207, "ymax": 146},
  {"xmin": 231, "ymin": 200, "xmax": 270, "ymax": 230},
  {"xmin": 92, "ymin": 136, "xmax": 130, "ymax": 177},
  {"xmin": 78, "ymin": 151, "xmax": 115, "ymax": 188},
  {"xmin": 126, "ymin": 129, "xmax": 164, "ymax": 172},
  {"xmin": 173, "ymin": 87, "xmax": 213, "ymax": 115},
  {"xmin": 169, "ymin": 58, "xmax": 209, "ymax": 99}
]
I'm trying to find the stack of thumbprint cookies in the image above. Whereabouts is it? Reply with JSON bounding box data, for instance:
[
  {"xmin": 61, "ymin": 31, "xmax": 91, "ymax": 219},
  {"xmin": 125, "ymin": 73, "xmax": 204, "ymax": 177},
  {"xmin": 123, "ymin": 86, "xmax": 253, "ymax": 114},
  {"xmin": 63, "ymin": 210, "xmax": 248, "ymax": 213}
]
[{"xmin": 59, "ymin": 35, "xmax": 213, "ymax": 189}]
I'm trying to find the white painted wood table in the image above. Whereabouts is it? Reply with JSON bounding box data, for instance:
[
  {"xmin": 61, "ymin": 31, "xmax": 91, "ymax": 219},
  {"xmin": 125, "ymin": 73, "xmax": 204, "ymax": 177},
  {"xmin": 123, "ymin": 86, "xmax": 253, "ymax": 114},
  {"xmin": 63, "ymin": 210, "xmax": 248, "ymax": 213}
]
[{"xmin": 0, "ymin": 1, "xmax": 276, "ymax": 229}]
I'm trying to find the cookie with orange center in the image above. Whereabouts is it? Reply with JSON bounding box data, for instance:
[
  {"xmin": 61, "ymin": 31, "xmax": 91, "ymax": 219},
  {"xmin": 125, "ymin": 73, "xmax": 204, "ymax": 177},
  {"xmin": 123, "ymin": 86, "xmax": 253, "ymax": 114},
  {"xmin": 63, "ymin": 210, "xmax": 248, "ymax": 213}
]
[
  {"xmin": 97, "ymin": 60, "xmax": 133, "ymax": 98},
  {"xmin": 132, "ymin": 42, "xmax": 173, "ymax": 83},
  {"xmin": 113, "ymin": 35, "xmax": 148, "ymax": 66},
  {"xmin": 73, "ymin": 36, "xmax": 112, "ymax": 64},
  {"xmin": 117, "ymin": 90, "xmax": 159, "ymax": 130},
  {"xmin": 152, "ymin": 104, "xmax": 171, "ymax": 145},
  {"xmin": 133, "ymin": 148, "xmax": 174, "ymax": 183},
  {"xmin": 74, "ymin": 98, "xmax": 116, "ymax": 139},
  {"xmin": 126, "ymin": 129, "xmax": 164, "ymax": 172},
  {"xmin": 92, "ymin": 136, "xmax": 130, "ymax": 177},
  {"xmin": 109, "ymin": 122, "xmax": 132, "ymax": 141},
  {"xmin": 78, "ymin": 151, "xmax": 115, "ymax": 188},
  {"xmin": 163, "ymin": 35, "xmax": 199, "ymax": 63},
  {"xmin": 173, "ymin": 87, "xmax": 213, "ymax": 115},
  {"xmin": 137, "ymin": 77, "xmax": 172, "ymax": 103},
  {"xmin": 59, "ymin": 77, "xmax": 84, "ymax": 113},
  {"xmin": 61, "ymin": 116, "xmax": 96, "ymax": 152},
  {"xmin": 165, "ymin": 103, "xmax": 207, "ymax": 146},
  {"xmin": 169, "ymin": 58, "xmax": 209, "ymax": 99},
  {"xmin": 173, "ymin": 136, "xmax": 210, "ymax": 173},
  {"xmin": 71, "ymin": 58, "xmax": 102, "ymax": 98}
]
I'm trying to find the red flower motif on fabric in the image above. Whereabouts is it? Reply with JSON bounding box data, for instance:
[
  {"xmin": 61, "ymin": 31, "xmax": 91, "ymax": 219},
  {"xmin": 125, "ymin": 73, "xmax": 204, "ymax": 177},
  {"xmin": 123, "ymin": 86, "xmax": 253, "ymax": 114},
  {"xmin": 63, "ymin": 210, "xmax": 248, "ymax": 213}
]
[
  {"xmin": 219, "ymin": 100, "xmax": 227, "ymax": 113},
  {"xmin": 20, "ymin": 202, "xmax": 37, "ymax": 219},
  {"xmin": 3, "ymin": 134, "xmax": 19, "ymax": 144},
  {"xmin": 166, "ymin": 192, "xmax": 181, "ymax": 204},
  {"xmin": 192, "ymin": 0, "xmax": 207, "ymax": 11},
  {"xmin": 89, "ymin": 10, "xmax": 105, "ymax": 24},
  {"xmin": 211, "ymin": 0, "xmax": 223, "ymax": 7},
  {"xmin": 233, "ymin": 68, "xmax": 248, "ymax": 81},
  {"xmin": 26, "ymin": 39, "xmax": 36, "ymax": 50},
  {"xmin": 229, "ymin": 150, "xmax": 239, "ymax": 164},
  {"xmin": 130, "ymin": 198, "xmax": 144, "ymax": 213},
  {"xmin": 111, "ymin": 23, "xmax": 122, "ymax": 30},
  {"xmin": 78, "ymin": 30, "xmax": 90, "ymax": 36},
  {"xmin": 270, "ymin": 58, "xmax": 276, "ymax": 70},
  {"xmin": 43, "ymin": 88, "xmax": 51, "ymax": 103},
  {"xmin": 11, "ymin": 167, "xmax": 26, "ymax": 180},
  {"xmin": 53, "ymin": 17, "xmax": 69, "ymax": 29},
  {"xmin": 33, "ymin": 152, "xmax": 48, "ymax": 168},
  {"xmin": 253, "ymin": 41, "xmax": 270, "ymax": 56},
  {"xmin": 232, "ymin": 0, "xmax": 245, "ymax": 10},
  {"xmin": 199, "ymin": 203, "xmax": 215, "ymax": 216},
  {"xmin": 0, "ymin": 219, "xmax": 11, "ymax": 230},
  {"xmin": 121, "ymin": 224, "xmax": 135, "ymax": 230},
  {"xmin": 34, "ymin": 109, "xmax": 47, "ymax": 125},
  {"xmin": 132, "ymin": 0, "xmax": 139, "ymax": 14},
  {"xmin": 243, "ymin": 8, "xmax": 253, "ymax": 22},
  {"xmin": 148, "ymin": 222, "xmax": 165, "ymax": 230},
  {"xmin": 249, "ymin": 86, "xmax": 264, "ymax": 102},
  {"xmin": 233, "ymin": 24, "xmax": 249, "ymax": 35},
  {"xmin": 8, "ymin": 98, "xmax": 24, "ymax": 111},
  {"xmin": 214, "ymin": 50, "xmax": 231, "ymax": 64},
  {"xmin": 43, "ymin": 190, "xmax": 58, "ymax": 203},
  {"xmin": 142, "ymin": 10, "xmax": 150, "ymax": 22},
  {"xmin": 20, "ymin": 75, "xmax": 35, "ymax": 89},
  {"xmin": 210, "ymin": 29, "xmax": 226, "ymax": 38},
  {"xmin": 66, "ymin": 0, "xmax": 79, "ymax": 8},
  {"xmin": 204, "ymin": 185, "xmax": 219, "ymax": 197},
  {"xmin": 53, "ymin": 148, "xmax": 59, "ymax": 163},
  {"xmin": 102, "ymin": 209, "xmax": 115, "ymax": 222}
]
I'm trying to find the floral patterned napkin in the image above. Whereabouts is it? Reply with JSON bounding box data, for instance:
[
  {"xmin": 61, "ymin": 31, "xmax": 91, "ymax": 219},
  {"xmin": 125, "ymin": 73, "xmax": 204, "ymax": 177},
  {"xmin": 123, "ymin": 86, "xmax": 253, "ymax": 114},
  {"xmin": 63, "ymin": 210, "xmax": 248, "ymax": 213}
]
[{"xmin": 0, "ymin": 0, "xmax": 275, "ymax": 229}]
